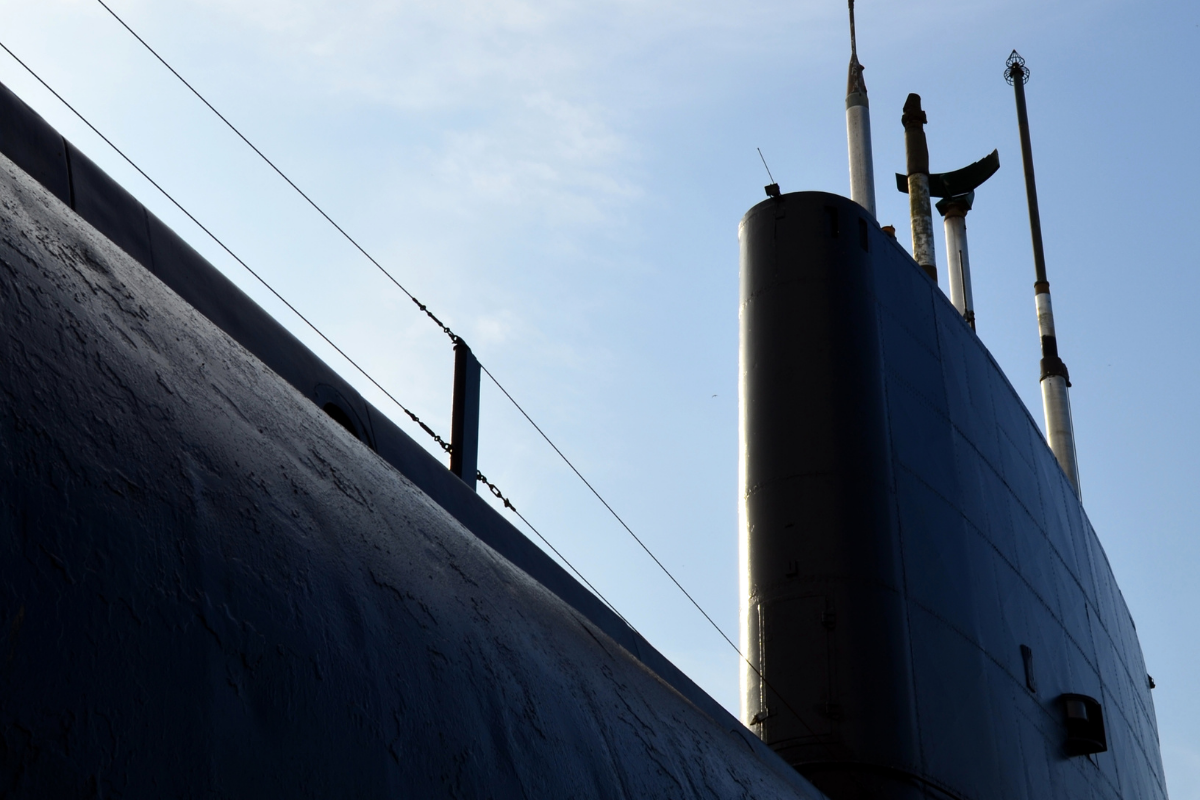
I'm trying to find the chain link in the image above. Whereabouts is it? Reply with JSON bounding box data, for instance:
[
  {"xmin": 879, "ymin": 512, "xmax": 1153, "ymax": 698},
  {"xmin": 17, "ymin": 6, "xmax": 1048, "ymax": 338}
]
[
  {"xmin": 475, "ymin": 469, "xmax": 641, "ymax": 628},
  {"xmin": 411, "ymin": 297, "xmax": 458, "ymax": 344},
  {"xmin": 477, "ymin": 470, "xmax": 516, "ymax": 512},
  {"xmin": 403, "ymin": 410, "xmax": 452, "ymax": 454}
]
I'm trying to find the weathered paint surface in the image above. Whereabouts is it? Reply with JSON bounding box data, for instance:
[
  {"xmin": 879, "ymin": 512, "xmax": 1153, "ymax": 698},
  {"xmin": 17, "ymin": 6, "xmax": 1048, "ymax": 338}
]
[
  {"xmin": 1040, "ymin": 374, "xmax": 1080, "ymax": 497},
  {"xmin": 906, "ymin": 173, "xmax": 937, "ymax": 280},
  {"xmin": 943, "ymin": 211, "xmax": 974, "ymax": 326},
  {"xmin": 1033, "ymin": 290, "xmax": 1080, "ymax": 493},
  {"xmin": 845, "ymin": 99, "xmax": 876, "ymax": 218},
  {"xmin": 0, "ymin": 154, "xmax": 823, "ymax": 799},
  {"xmin": 1035, "ymin": 290, "xmax": 1057, "ymax": 339}
]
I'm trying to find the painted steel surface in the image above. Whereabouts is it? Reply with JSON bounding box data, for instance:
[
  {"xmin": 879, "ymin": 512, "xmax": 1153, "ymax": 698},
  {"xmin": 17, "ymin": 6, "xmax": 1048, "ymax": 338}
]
[
  {"xmin": 906, "ymin": 173, "xmax": 936, "ymax": 281},
  {"xmin": 844, "ymin": 0, "xmax": 876, "ymax": 219},
  {"xmin": 845, "ymin": 101, "xmax": 876, "ymax": 218},
  {"xmin": 942, "ymin": 210, "xmax": 974, "ymax": 326},
  {"xmin": 739, "ymin": 191, "xmax": 1165, "ymax": 800},
  {"xmin": 901, "ymin": 95, "xmax": 937, "ymax": 283},
  {"xmin": 0, "ymin": 152, "xmax": 825, "ymax": 798}
]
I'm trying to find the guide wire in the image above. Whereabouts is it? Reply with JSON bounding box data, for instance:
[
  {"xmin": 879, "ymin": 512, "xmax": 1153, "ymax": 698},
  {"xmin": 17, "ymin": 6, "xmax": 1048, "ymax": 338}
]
[
  {"xmin": 477, "ymin": 470, "xmax": 632, "ymax": 628},
  {"xmin": 480, "ymin": 366, "xmax": 743, "ymax": 659},
  {"xmin": 483, "ymin": 362, "xmax": 826, "ymax": 739},
  {"xmin": 92, "ymin": 0, "xmax": 458, "ymax": 344},
  {"xmin": 479, "ymin": 461, "xmax": 820, "ymax": 745},
  {"xmin": 55, "ymin": 12, "xmax": 830, "ymax": 742}
]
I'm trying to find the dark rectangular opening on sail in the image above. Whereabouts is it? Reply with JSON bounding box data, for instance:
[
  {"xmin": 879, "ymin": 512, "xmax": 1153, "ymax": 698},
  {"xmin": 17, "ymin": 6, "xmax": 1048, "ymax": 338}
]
[
  {"xmin": 1021, "ymin": 645, "xmax": 1037, "ymax": 693},
  {"xmin": 824, "ymin": 206, "xmax": 839, "ymax": 239}
]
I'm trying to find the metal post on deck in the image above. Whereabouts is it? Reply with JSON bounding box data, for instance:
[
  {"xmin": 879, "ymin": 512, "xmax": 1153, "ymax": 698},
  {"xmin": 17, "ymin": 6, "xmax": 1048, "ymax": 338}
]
[{"xmin": 450, "ymin": 339, "xmax": 481, "ymax": 489}]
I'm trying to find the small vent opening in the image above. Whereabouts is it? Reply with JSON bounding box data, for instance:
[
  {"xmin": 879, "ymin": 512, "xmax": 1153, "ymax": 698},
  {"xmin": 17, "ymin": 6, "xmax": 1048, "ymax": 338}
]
[
  {"xmin": 323, "ymin": 402, "xmax": 361, "ymax": 441},
  {"xmin": 1061, "ymin": 693, "xmax": 1107, "ymax": 756},
  {"xmin": 1021, "ymin": 644, "xmax": 1037, "ymax": 693},
  {"xmin": 824, "ymin": 206, "xmax": 840, "ymax": 239}
]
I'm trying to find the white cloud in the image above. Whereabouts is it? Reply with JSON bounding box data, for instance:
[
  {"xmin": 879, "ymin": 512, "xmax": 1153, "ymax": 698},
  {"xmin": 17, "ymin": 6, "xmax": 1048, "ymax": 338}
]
[
  {"xmin": 472, "ymin": 309, "xmax": 523, "ymax": 348},
  {"xmin": 428, "ymin": 92, "xmax": 640, "ymax": 228}
]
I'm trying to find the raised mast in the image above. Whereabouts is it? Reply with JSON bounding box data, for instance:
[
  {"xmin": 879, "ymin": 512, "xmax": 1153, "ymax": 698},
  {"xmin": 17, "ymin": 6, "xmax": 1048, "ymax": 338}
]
[
  {"xmin": 845, "ymin": 0, "xmax": 877, "ymax": 217},
  {"xmin": 901, "ymin": 94, "xmax": 937, "ymax": 282},
  {"xmin": 1005, "ymin": 50, "xmax": 1081, "ymax": 496}
]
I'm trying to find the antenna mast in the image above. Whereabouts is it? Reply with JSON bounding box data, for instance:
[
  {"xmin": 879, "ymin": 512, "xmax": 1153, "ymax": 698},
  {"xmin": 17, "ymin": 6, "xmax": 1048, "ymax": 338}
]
[
  {"xmin": 1005, "ymin": 50, "xmax": 1081, "ymax": 496},
  {"xmin": 849, "ymin": 0, "xmax": 857, "ymax": 60},
  {"xmin": 845, "ymin": 0, "xmax": 876, "ymax": 217}
]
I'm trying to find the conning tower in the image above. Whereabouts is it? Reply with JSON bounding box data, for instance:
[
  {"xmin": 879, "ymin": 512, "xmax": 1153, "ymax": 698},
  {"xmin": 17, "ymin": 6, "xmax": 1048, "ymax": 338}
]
[{"xmin": 737, "ymin": 31, "xmax": 1164, "ymax": 800}]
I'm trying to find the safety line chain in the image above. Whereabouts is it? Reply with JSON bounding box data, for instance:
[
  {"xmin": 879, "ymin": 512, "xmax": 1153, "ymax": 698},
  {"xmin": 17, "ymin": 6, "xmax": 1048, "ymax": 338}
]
[
  {"xmin": 476, "ymin": 470, "xmax": 515, "ymax": 511},
  {"xmin": 415, "ymin": 299, "xmax": 456, "ymax": 342},
  {"xmin": 413, "ymin": 416, "xmax": 452, "ymax": 454}
]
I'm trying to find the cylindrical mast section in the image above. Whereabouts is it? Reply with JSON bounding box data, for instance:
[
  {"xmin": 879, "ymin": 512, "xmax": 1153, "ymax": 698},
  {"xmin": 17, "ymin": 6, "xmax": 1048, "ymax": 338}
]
[
  {"xmin": 937, "ymin": 193, "xmax": 976, "ymax": 329},
  {"xmin": 1036, "ymin": 293, "xmax": 1080, "ymax": 492},
  {"xmin": 1005, "ymin": 51, "xmax": 1080, "ymax": 496},
  {"xmin": 845, "ymin": 0, "xmax": 876, "ymax": 217},
  {"xmin": 902, "ymin": 94, "xmax": 937, "ymax": 282},
  {"xmin": 1009, "ymin": 54, "xmax": 1047, "ymax": 285}
]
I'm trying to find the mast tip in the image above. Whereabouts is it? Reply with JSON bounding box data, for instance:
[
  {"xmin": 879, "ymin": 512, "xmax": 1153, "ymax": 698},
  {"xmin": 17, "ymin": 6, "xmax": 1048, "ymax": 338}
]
[
  {"xmin": 846, "ymin": 0, "xmax": 867, "ymax": 95},
  {"xmin": 1004, "ymin": 51, "xmax": 1030, "ymax": 85}
]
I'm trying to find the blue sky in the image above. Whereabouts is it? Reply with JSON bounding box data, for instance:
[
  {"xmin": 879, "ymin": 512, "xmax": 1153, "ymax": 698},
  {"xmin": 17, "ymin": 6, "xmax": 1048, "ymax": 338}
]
[{"xmin": 3, "ymin": 0, "xmax": 1197, "ymax": 794}]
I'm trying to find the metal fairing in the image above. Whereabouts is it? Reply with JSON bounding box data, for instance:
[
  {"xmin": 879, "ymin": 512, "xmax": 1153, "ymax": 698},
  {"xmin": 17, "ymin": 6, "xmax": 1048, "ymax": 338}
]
[
  {"xmin": 0, "ymin": 81, "xmax": 825, "ymax": 796},
  {"xmin": 739, "ymin": 191, "xmax": 1166, "ymax": 799}
]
